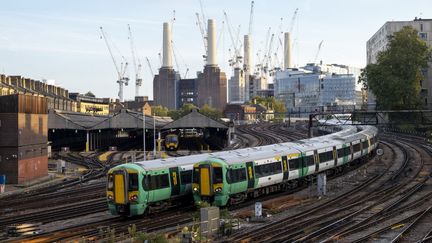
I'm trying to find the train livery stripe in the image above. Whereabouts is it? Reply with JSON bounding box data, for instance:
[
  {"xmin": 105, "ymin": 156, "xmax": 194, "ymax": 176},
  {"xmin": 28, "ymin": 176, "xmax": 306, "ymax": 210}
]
[
  {"xmin": 200, "ymin": 168, "xmax": 211, "ymax": 196},
  {"xmin": 114, "ymin": 174, "xmax": 126, "ymax": 204}
]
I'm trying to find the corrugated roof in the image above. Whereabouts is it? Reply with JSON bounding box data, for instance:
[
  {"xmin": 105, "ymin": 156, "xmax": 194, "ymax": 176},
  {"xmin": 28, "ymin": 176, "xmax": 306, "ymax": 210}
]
[
  {"xmin": 162, "ymin": 109, "xmax": 228, "ymax": 129},
  {"xmin": 49, "ymin": 109, "xmax": 172, "ymax": 130}
]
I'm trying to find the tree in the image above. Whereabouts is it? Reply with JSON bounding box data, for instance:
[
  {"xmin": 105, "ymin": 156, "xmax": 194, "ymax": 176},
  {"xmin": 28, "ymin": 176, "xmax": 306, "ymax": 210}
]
[
  {"xmin": 200, "ymin": 104, "xmax": 223, "ymax": 120},
  {"xmin": 168, "ymin": 103, "xmax": 197, "ymax": 120},
  {"xmin": 250, "ymin": 96, "xmax": 287, "ymax": 119},
  {"xmin": 84, "ymin": 91, "xmax": 95, "ymax": 97},
  {"xmin": 151, "ymin": 105, "xmax": 169, "ymax": 117},
  {"xmin": 360, "ymin": 26, "xmax": 431, "ymax": 109}
]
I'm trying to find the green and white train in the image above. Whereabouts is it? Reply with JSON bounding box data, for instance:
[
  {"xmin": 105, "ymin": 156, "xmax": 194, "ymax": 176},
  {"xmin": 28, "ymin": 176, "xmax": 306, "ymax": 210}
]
[
  {"xmin": 192, "ymin": 125, "xmax": 378, "ymax": 206},
  {"xmin": 107, "ymin": 124, "xmax": 378, "ymax": 216}
]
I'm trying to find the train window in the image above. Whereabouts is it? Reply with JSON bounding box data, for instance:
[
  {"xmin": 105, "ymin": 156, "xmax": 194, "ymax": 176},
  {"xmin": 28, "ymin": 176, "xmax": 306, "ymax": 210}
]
[
  {"xmin": 353, "ymin": 143, "xmax": 361, "ymax": 152},
  {"xmin": 213, "ymin": 167, "xmax": 223, "ymax": 184},
  {"xmin": 107, "ymin": 174, "xmax": 114, "ymax": 190},
  {"xmin": 303, "ymin": 156, "xmax": 315, "ymax": 166},
  {"xmin": 337, "ymin": 148, "xmax": 344, "ymax": 158},
  {"xmin": 227, "ymin": 168, "xmax": 246, "ymax": 183},
  {"xmin": 147, "ymin": 174, "xmax": 170, "ymax": 190},
  {"xmin": 142, "ymin": 175, "xmax": 150, "ymax": 191},
  {"xmin": 128, "ymin": 174, "xmax": 139, "ymax": 191},
  {"xmin": 192, "ymin": 168, "xmax": 199, "ymax": 184},
  {"xmin": 362, "ymin": 140, "xmax": 369, "ymax": 149},
  {"xmin": 344, "ymin": 147, "xmax": 351, "ymax": 156},
  {"xmin": 255, "ymin": 162, "xmax": 282, "ymax": 177},
  {"xmin": 180, "ymin": 170, "xmax": 192, "ymax": 184},
  {"xmin": 319, "ymin": 151, "xmax": 333, "ymax": 163},
  {"xmin": 289, "ymin": 158, "xmax": 301, "ymax": 170}
]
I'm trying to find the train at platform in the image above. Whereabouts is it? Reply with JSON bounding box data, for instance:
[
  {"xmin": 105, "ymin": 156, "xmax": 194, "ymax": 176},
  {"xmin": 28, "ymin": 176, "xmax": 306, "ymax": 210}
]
[
  {"xmin": 106, "ymin": 123, "xmax": 378, "ymax": 216},
  {"xmin": 164, "ymin": 134, "xmax": 179, "ymax": 151}
]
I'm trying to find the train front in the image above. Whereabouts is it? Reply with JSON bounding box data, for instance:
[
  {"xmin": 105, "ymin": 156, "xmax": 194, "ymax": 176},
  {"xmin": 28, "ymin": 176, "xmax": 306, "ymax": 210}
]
[
  {"xmin": 192, "ymin": 159, "xmax": 229, "ymax": 206},
  {"xmin": 107, "ymin": 164, "xmax": 147, "ymax": 216}
]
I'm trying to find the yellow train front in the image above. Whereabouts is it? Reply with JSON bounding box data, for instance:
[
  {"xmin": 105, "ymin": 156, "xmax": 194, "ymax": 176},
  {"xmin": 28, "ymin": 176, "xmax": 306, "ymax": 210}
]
[{"xmin": 164, "ymin": 134, "xmax": 179, "ymax": 151}]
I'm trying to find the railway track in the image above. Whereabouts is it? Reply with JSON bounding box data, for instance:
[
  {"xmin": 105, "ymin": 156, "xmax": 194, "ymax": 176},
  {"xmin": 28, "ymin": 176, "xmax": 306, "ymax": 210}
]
[{"xmin": 227, "ymin": 133, "xmax": 432, "ymax": 242}]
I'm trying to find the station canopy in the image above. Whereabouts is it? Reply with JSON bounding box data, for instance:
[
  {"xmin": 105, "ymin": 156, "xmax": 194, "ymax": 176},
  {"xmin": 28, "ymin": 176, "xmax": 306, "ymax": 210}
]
[
  {"xmin": 48, "ymin": 109, "xmax": 172, "ymax": 130},
  {"xmin": 162, "ymin": 109, "xmax": 228, "ymax": 129}
]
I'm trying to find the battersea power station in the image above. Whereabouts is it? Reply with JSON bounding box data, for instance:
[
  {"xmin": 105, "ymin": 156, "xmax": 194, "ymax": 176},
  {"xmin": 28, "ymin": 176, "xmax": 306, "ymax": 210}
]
[{"xmin": 153, "ymin": 19, "xmax": 227, "ymax": 111}]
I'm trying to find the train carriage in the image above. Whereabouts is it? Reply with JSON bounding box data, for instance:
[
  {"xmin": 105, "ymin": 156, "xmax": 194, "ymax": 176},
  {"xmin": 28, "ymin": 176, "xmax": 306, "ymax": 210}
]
[
  {"xmin": 107, "ymin": 121, "xmax": 378, "ymax": 216},
  {"xmin": 192, "ymin": 125, "xmax": 379, "ymax": 207}
]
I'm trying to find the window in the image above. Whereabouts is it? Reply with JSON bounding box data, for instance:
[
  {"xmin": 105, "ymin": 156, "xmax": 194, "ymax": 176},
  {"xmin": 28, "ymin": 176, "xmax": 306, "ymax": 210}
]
[
  {"xmin": 192, "ymin": 168, "xmax": 199, "ymax": 183},
  {"xmin": 319, "ymin": 151, "xmax": 333, "ymax": 163},
  {"xmin": 128, "ymin": 173, "xmax": 139, "ymax": 191},
  {"xmin": 107, "ymin": 174, "xmax": 114, "ymax": 191},
  {"xmin": 337, "ymin": 147, "xmax": 350, "ymax": 158},
  {"xmin": 226, "ymin": 168, "xmax": 247, "ymax": 183},
  {"xmin": 419, "ymin": 32, "xmax": 427, "ymax": 41},
  {"xmin": 180, "ymin": 170, "xmax": 192, "ymax": 184},
  {"xmin": 353, "ymin": 143, "xmax": 361, "ymax": 153},
  {"xmin": 213, "ymin": 167, "xmax": 223, "ymax": 184},
  {"xmin": 143, "ymin": 174, "xmax": 170, "ymax": 190},
  {"xmin": 362, "ymin": 140, "xmax": 369, "ymax": 150},
  {"xmin": 255, "ymin": 162, "xmax": 282, "ymax": 178},
  {"xmin": 289, "ymin": 158, "xmax": 301, "ymax": 170},
  {"xmin": 303, "ymin": 155, "xmax": 315, "ymax": 166}
]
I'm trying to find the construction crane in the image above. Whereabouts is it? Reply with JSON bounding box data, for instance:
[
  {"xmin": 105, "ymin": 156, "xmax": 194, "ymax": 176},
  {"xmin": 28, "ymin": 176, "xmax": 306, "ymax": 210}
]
[
  {"xmin": 195, "ymin": 12, "xmax": 207, "ymax": 61},
  {"xmin": 248, "ymin": 1, "xmax": 254, "ymax": 36},
  {"xmin": 312, "ymin": 40, "xmax": 324, "ymax": 63},
  {"xmin": 128, "ymin": 24, "xmax": 143, "ymax": 97},
  {"xmin": 288, "ymin": 8, "xmax": 299, "ymax": 33},
  {"xmin": 223, "ymin": 11, "xmax": 242, "ymax": 68},
  {"xmin": 145, "ymin": 57, "xmax": 155, "ymax": 77},
  {"xmin": 99, "ymin": 26, "xmax": 129, "ymax": 102}
]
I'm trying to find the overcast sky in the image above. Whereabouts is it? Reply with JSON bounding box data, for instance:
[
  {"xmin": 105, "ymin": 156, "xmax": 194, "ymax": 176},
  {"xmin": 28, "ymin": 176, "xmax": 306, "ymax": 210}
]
[{"xmin": 1, "ymin": 0, "xmax": 430, "ymax": 100}]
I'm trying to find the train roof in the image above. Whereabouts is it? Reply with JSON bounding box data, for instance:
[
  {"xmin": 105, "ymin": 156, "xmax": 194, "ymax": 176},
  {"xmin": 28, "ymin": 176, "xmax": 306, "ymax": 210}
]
[{"xmin": 130, "ymin": 125, "xmax": 377, "ymax": 170}]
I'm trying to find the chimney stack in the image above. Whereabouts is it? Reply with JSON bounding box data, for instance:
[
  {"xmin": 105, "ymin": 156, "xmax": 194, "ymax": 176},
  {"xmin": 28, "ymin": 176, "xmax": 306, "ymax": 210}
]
[
  {"xmin": 244, "ymin": 35, "xmax": 253, "ymax": 75},
  {"xmin": 284, "ymin": 32, "xmax": 293, "ymax": 69},
  {"xmin": 162, "ymin": 22, "xmax": 173, "ymax": 68},
  {"xmin": 207, "ymin": 19, "xmax": 217, "ymax": 66}
]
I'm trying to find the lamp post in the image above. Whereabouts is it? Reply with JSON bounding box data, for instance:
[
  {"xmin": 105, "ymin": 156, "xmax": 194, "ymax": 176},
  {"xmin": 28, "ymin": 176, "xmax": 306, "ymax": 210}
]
[
  {"xmin": 153, "ymin": 116, "xmax": 156, "ymax": 159},
  {"xmin": 143, "ymin": 111, "xmax": 146, "ymax": 161}
]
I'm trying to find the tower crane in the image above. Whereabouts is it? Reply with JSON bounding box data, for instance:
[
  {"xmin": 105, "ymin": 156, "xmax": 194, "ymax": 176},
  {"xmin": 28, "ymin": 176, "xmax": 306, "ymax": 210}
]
[
  {"xmin": 223, "ymin": 11, "xmax": 242, "ymax": 68},
  {"xmin": 312, "ymin": 40, "xmax": 324, "ymax": 63},
  {"xmin": 195, "ymin": 13, "xmax": 208, "ymax": 62},
  {"xmin": 248, "ymin": 1, "xmax": 254, "ymax": 36},
  {"xmin": 128, "ymin": 24, "xmax": 143, "ymax": 97},
  {"xmin": 99, "ymin": 26, "xmax": 129, "ymax": 102},
  {"xmin": 288, "ymin": 8, "xmax": 299, "ymax": 33},
  {"xmin": 145, "ymin": 57, "xmax": 155, "ymax": 78}
]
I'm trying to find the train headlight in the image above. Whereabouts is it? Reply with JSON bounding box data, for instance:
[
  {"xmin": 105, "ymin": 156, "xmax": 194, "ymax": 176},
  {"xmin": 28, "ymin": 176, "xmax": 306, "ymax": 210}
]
[
  {"xmin": 107, "ymin": 195, "xmax": 113, "ymax": 201},
  {"xmin": 215, "ymin": 187, "xmax": 222, "ymax": 193},
  {"xmin": 129, "ymin": 195, "xmax": 138, "ymax": 202},
  {"xmin": 193, "ymin": 187, "xmax": 198, "ymax": 192}
]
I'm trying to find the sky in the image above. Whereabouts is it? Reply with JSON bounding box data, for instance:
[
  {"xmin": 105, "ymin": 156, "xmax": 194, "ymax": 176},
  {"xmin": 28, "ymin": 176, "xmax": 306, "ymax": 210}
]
[{"xmin": 0, "ymin": 0, "xmax": 430, "ymax": 100}]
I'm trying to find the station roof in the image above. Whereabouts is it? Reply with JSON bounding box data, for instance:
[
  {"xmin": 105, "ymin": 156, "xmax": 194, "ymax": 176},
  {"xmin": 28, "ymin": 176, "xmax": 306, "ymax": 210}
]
[
  {"xmin": 48, "ymin": 109, "xmax": 172, "ymax": 130},
  {"xmin": 162, "ymin": 109, "xmax": 228, "ymax": 129}
]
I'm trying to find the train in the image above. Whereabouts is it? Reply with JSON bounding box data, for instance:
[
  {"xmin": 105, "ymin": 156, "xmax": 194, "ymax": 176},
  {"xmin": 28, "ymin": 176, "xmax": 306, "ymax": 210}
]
[
  {"xmin": 192, "ymin": 125, "xmax": 378, "ymax": 206},
  {"xmin": 106, "ymin": 123, "xmax": 378, "ymax": 216},
  {"xmin": 164, "ymin": 134, "xmax": 179, "ymax": 150}
]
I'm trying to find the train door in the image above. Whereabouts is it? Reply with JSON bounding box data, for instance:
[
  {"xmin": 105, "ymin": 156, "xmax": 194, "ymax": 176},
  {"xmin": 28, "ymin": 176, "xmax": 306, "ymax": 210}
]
[
  {"xmin": 246, "ymin": 162, "xmax": 255, "ymax": 189},
  {"xmin": 114, "ymin": 170, "xmax": 127, "ymax": 204},
  {"xmin": 314, "ymin": 150, "xmax": 319, "ymax": 172},
  {"xmin": 199, "ymin": 164, "xmax": 212, "ymax": 196},
  {"xmin": 169, "ymin": 167, "xmax": 180, "ymax": 196},
  {"xmin": 282, "ymin": 156, "xmax": 289, "ymax": 180}
]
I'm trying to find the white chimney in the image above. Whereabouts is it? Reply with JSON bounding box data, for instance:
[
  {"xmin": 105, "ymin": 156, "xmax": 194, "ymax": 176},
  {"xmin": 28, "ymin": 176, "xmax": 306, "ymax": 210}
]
[
  {"xmin": 244, "ymin": 35, "xmax": 253, "ymax": 75},
  {"xmin": 162, "ymin": 22, "xmax": 173, "ymax": 68},
  {"xmin": 284, "ymin": 32, "xmax": 293, "ymax": 69},
  {"xmin": 207, "ymin": 19, "xmax": 217, "ymax": 66}
]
